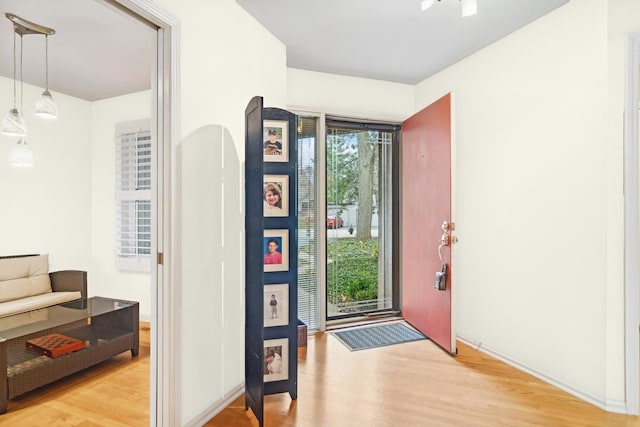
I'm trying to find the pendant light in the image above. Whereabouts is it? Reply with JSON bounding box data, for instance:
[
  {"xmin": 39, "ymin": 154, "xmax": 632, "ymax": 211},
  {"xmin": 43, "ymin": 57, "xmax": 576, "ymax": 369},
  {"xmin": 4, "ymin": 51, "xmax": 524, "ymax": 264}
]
[
  {"xmin": 1, "ymin": 30, "xmax": 26, "ymax": 137},
  {"xmin": 8, "ymin": 32, "xmax": 33, "ymax": 165},
  {"xmin": 2, "ymin": 13, "xmax": 56, "ymax": 166},
  {"xmin": 9, "ymin": 138, "xmax": 33, "ymax": 167},
  {"xmin": 35, "ymin": 35, "xmax": 57, "ymax": 119}
]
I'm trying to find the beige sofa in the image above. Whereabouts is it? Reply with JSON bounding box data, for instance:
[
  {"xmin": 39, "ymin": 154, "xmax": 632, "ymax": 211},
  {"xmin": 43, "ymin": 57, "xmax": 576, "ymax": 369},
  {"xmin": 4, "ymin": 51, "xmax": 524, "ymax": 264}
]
[{"xmin": 0, "ymin": 254, "xmax": 86, "ymax": 318}]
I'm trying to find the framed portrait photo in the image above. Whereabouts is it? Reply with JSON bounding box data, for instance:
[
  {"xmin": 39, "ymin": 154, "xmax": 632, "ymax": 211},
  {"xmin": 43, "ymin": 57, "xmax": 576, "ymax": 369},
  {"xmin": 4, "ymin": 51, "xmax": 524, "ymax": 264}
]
[
  {"xmin": 263, "ymin": 175, "xmax": 289, "ymax": 217},
  {"xmin": 264, "ymin": 338, "xmax": 289, "ymax": 382},
  {"xmin": 263, "ymin": 229, "xmax": 289, "ymax": 272},
  {"xmin": 264, "ymin": 283, "xmax": 289, "ymax": 328},
  {"xmin": 263, "ymin": 120, "xmax": 289, "ymax": 162}
]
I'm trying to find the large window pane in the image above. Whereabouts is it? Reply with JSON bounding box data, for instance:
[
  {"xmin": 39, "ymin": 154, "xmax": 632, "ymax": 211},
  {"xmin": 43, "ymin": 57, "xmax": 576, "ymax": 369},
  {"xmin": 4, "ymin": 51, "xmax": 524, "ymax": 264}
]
[{"xmin": 326, "ymin": 123, "xmax": 395, "ymax": 318}]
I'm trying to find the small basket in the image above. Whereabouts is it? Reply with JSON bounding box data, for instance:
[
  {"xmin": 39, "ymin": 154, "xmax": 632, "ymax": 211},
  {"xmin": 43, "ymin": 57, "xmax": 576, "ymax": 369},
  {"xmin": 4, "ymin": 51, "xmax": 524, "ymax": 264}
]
[{"xmin": 297, "ymin": 320, "xmax": 307, "ymax": 347}]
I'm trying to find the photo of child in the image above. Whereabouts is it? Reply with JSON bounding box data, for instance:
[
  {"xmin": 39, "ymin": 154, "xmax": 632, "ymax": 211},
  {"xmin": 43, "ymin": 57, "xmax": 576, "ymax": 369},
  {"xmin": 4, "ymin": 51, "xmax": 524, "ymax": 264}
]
[
  {"xmin": 263, "ymin": 175, "xmax": 288, "ymax": 217},
  {"xmin": 264, "ymin": 284, "xmax": 288, "ymax": 327},
  {"xmin": 263, "ymin": 338, "xmax": 289, "ymax": 382},
  {"xmin": 263, "ymin": 120, "xmax": 288, "ymax": 162},
  {"xmin": 263, "ymin": 230, "xmax": 288, "ymax": 272}
]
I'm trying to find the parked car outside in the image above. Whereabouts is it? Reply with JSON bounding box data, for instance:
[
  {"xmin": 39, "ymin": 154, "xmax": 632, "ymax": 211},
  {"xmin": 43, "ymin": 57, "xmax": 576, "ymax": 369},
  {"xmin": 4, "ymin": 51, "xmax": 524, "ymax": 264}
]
[{"xmin": 326, "ymin": 215, "xmax": 344, "ymax": 228}]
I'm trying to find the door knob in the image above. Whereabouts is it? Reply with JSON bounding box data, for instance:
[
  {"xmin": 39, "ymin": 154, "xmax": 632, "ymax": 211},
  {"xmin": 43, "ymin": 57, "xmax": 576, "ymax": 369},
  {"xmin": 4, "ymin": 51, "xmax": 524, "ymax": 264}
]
[{"xmin": 439, "ymin": 232, "xmax": 450, "ymax": 247}]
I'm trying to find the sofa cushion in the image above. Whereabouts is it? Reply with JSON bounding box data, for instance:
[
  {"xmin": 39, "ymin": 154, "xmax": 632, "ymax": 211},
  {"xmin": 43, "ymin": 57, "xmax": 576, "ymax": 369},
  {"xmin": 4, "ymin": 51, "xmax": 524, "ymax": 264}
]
[
  {"xmin": 0, "ymin": 254, "xmax": 52, "ymax": 303},
  {"xmin": 0, "ymin": 291, "xmax": 82, "ymax": 318}
]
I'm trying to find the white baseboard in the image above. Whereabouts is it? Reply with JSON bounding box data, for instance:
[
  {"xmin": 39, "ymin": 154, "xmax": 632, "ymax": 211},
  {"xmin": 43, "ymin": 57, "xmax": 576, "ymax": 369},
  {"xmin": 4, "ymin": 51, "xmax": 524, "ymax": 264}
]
[
  {"xmin": 457, "ymin": 335, "xmax": 626, "ymax": 414},
  {"xmin": 183, "ymin": 383, "xmax": 244, "ymax": 427},
  {"xmin": 606, "ymin": 399, "xmax": 628, "ymax": 414}
]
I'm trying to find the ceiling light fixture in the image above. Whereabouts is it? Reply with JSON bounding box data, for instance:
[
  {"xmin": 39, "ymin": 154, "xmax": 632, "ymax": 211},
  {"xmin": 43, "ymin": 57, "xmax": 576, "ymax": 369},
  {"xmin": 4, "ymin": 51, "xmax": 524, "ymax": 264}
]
[
  {"xmin": 2, "ymin": 13, "xmax": 56, "ymax": 166},
  {"xmin": 9, "ymin": 137, "xmax": 33, "ymax": 167},
  {"xmin": 1, "ymin": 24, "xmax": 26, "ymax": 137},
  {"xmin": 35, "ymin": 34, "xmax": 57, "ymax": 119},
  {"xmin": 1, "ymin": 13, "xmax": 58, "ymax": 133},
  {"xmin": 421, "ymin": 0, "xmax": 436, "ymax": 11},
  {"xmin": 421, "ymin": 0, "xmax": 478, "ymax": 17}
]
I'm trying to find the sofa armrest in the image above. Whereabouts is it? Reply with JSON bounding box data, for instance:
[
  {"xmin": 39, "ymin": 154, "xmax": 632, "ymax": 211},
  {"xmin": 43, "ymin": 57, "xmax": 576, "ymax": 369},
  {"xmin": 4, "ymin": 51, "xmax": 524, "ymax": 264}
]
[{"xmin": 49, "ymin": 270, "xmax": 87, "ymax": 299}]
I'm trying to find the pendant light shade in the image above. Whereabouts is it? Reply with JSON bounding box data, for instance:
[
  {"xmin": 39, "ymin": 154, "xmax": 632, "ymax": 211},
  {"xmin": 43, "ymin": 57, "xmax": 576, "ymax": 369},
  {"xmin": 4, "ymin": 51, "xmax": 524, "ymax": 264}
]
[
  {"xmin": 35, "ymin": 34, "xmax": 57, "ymax": 119},
  {"xmin": 1, "ymin": 25, "xmax": 26, "ymax": 137},
  {"xmin": 9, "ymin": 138, "xmax": 33, "ymax": 167},
  {"xmin": 35, "ymin": 90, "xmax": 57, "ymax": 119},
  {"xmin": 1, "ymin": 107, "xmax": 27, "ymax": 136}
]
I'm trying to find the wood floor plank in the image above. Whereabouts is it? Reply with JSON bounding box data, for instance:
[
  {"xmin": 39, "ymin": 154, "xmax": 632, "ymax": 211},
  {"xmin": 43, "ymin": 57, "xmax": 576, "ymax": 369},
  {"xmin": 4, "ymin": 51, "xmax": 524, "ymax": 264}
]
[{"xmin": 205, "ymin": 331, "xmax": 640, "ymax": 427}]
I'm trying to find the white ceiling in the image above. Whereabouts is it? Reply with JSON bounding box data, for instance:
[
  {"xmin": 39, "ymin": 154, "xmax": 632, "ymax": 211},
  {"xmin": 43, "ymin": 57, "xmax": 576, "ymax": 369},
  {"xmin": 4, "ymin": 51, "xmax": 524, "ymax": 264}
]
[
  {"xmin": 0, "ymin": 0, "xmax": 154, "ymax": 102},
  {"xmin": 0, "ymin": 0, "xmax": 570, "ymax": 102},
  {"xmin": 236, "ymin": 0, "xmax": 569, "ymax": 84}
]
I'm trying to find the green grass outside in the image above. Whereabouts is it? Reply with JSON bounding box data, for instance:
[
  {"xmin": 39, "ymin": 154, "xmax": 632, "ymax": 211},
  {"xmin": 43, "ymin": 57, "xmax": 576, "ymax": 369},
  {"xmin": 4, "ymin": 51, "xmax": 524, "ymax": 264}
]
[{"xmin": 327, "ymin": 238, "xmax": 378, "ymax": 306}]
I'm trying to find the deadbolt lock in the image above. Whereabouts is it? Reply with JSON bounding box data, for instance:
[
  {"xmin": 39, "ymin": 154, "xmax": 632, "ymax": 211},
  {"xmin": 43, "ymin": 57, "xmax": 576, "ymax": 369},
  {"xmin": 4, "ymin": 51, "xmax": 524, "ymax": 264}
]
[
  {"xmin": 439, "ymin": 220, "xmax": 457, "ymax": 247},
  {"xmin": 441, "ymin": 220, "xmax": 455, "ymax": 232}
]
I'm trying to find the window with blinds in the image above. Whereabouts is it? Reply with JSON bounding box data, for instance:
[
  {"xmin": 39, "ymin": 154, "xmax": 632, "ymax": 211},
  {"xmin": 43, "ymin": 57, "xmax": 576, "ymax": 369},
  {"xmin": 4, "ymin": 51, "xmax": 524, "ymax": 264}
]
[
  {"xmin": 297, "ymin": 116, "xmax": 320, "ymax": 331},
  {"xmin": 115, "ymin": 119, "xmax": 152, "ymax": 272}
]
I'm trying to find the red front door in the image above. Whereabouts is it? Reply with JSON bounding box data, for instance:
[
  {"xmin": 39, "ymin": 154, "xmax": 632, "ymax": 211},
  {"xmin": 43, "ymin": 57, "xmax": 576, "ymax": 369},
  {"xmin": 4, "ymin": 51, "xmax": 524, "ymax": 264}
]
[{"xmin": 401, "ymin": 93, "xmax": 455, "ymax": 354}]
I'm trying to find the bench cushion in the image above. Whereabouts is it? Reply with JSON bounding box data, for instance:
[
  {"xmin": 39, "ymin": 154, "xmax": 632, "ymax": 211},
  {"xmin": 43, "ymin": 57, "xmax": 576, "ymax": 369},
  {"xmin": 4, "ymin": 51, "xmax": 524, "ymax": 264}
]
[
  {"xmin": 0, "ymin": 255, "xmax": 52, "ymax": 303},
  {"xmin": 0, "ymin": 291, "xmax": 82, "ymax": 318}
]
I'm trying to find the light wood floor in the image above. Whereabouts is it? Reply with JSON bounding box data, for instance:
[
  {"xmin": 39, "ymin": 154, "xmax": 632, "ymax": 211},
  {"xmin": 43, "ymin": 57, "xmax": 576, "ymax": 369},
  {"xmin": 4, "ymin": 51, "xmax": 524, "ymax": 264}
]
[
  {"xmin": 2, "ymin": 322, "xmax": 640, "ymax": 426},
  {"xmin": 0, "ymin": 322, "xmax": 150, "ymax": 426},
  {"xmin": 207, "ymin": 328, "xmax": 640, "ymax": 427}
]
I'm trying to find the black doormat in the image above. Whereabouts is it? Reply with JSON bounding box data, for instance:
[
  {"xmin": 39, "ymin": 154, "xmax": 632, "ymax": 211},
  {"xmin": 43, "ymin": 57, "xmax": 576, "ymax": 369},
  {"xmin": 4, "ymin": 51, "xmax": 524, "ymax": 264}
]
[{"xmin": 332, "ymin": 322, "xmax": 427, "ymax": 351}]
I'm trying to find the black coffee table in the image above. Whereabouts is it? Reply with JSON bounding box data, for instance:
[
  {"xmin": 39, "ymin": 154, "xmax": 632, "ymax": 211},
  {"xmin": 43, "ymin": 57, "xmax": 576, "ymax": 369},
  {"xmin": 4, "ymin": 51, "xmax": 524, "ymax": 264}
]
[{"xmin": 0, "ymin": 296, "xmax": 139, "ymax": 414}]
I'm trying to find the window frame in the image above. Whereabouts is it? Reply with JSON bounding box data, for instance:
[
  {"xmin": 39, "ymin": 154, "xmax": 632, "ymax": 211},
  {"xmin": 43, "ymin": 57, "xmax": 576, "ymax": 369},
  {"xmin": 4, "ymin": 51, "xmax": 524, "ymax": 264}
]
[
  {"xmin": 115, "ymin": 118, "xmax": 152, "ymax": 272},
  {"xmin": 324, "ymin": 117, "xmax": 401, "ymax": 321}
]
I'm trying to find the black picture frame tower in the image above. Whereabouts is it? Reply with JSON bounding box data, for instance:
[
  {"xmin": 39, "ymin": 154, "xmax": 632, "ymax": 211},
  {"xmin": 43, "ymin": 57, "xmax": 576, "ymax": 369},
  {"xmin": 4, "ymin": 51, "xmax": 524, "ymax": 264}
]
[{"xmin": 245, "ymin": 96, "xmax": 298, "ymax": 427}]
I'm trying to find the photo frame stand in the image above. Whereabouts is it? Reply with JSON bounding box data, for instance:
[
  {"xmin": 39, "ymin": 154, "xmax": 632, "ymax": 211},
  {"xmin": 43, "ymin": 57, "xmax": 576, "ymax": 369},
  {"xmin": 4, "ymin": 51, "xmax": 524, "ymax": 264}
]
[{"xmin": 245, "ymin": 96, "xmax": 299, "ymax": 427}]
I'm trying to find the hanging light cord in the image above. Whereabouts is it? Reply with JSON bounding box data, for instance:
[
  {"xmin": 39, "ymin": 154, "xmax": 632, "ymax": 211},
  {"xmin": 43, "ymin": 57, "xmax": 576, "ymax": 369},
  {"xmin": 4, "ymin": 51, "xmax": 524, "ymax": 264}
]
[
  {"xmin": 45, "ymin": 35, "xmax": 49, "ymax": 91},
  {"xmin": 19, "ymin": 33, "xmax": 23, "ymax": 114},
  {"xmin": 11, "ymin": 31, "xmax": 16, "ymax": 109}
]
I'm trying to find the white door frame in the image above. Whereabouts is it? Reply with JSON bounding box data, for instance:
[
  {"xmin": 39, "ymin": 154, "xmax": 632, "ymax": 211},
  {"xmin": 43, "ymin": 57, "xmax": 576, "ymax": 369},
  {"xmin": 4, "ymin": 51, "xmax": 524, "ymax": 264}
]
[
  {"xmin": 624, "ymin": 33, "xmax": 640, "ymax": 416},
  {"xmin": 107, "ymin": 1, "xmax": 180, "ymax": 425}
]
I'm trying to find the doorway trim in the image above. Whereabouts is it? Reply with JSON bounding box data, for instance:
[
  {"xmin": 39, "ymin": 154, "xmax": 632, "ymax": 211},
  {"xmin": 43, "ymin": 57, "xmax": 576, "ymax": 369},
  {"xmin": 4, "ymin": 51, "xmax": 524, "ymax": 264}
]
[
  {"xmin": 624, "ymin": 33, "xmax": 640, "ymax": 416},
  {"xmin": 108, "ymin": 0, "xmax": 180, "ymax": 425}
]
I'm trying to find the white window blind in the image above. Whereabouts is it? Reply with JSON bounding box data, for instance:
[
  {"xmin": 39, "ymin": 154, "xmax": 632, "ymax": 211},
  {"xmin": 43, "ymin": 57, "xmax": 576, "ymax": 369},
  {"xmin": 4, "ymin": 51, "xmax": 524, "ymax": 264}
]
[
  {"xmin": 115, "ymin": 119, "xmax": 152, "ymax": 272},
  {"xmin": 297, "ymin": 116, "xmax": 320, "ymax": 331}
]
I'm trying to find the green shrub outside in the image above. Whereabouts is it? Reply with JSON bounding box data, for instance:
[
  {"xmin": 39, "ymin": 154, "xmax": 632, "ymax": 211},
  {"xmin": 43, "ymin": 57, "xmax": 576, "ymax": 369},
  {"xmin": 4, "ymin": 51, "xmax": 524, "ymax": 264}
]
[{"xmin": 327, "ymin": 238, "xmax": 378, "ymax": 305}]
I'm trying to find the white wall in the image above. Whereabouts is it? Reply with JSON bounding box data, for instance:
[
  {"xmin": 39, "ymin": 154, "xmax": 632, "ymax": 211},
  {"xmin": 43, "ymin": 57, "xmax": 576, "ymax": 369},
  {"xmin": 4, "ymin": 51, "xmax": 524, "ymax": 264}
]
[
  {"xmin": 178, "ymin": 125, "xmax": 243, "ymax": 426},
  {"xmin": 0, "ymin": 76, "xmax": 92, "ymax": 271},
  {"xmin": 169, "ymin": 0, "xmax": 287, "ymax": 152},
  {"xmin": 415, "ymin": 0, "xmax": 618, "ymax": 409},
  {"xmin": 606, "ymin": 0, "xmax": 640, "ymax": 407},
  {"xmin": 90, "ymin": 90, "xmax": 152, "ymax": 320},
  {"xmin": 152, "ymin": 0, "xmax": 287, "ymax": 424},
  {"xmin": 287, "ymin": 68, "xmax": 414, "ymax": 122}
]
